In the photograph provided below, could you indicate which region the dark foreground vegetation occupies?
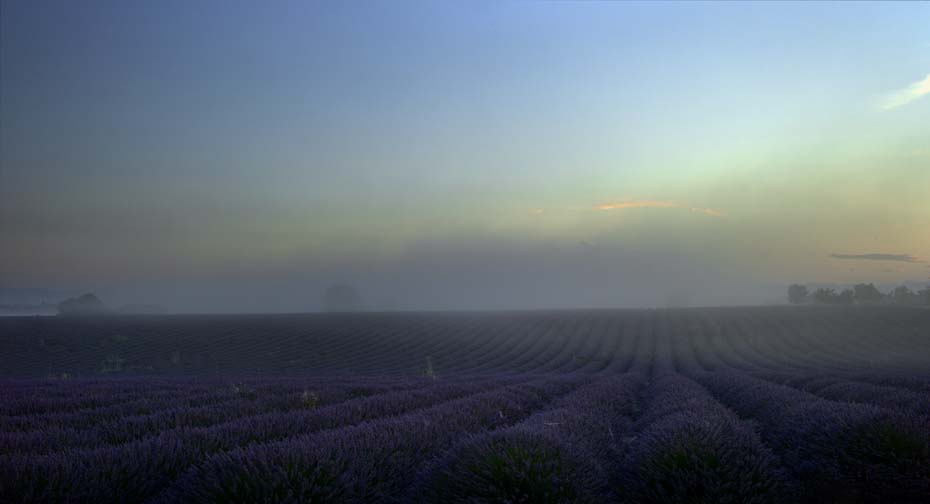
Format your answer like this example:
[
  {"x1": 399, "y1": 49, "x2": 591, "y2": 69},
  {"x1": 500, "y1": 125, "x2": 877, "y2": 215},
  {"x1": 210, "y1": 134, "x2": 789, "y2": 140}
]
[{"x1": 1, "y1": 307, "x2": 929, "y2": 503}]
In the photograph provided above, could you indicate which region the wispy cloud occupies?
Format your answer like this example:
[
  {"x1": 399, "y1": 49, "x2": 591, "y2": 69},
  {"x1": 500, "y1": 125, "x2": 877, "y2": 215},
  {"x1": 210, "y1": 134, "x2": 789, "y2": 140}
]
[
  {"x1": 689, "y1": 207, "x2": 726, "y2": 218},
  {"x1": 595, "y1": 200, "x2": 678, "y2": 211},
  {"x1": 595, "y1": 200, "x2": 726, "y2": 218},
  {"x1": 879, "y1": 72, "x2": 930, "y2": 110},
  {"x1": 829, "y1": 253, "x2": 923, "y2": 263}
]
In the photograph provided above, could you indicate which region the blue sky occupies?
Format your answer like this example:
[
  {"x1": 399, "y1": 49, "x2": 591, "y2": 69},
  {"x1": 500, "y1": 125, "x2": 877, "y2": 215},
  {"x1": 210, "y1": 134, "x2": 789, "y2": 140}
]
[{"x1": 2, "y1": 1, "x2": 928, "y2": 310}]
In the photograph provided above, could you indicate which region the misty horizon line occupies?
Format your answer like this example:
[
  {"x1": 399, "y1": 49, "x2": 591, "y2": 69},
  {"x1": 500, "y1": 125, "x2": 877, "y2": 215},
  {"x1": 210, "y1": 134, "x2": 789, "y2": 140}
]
[
  {"x1": 3, "y1": 277, "x2": 929, "y2": 316},
  {"x1": 8, "y1": 303, "x2": 929, "y2": 318}
]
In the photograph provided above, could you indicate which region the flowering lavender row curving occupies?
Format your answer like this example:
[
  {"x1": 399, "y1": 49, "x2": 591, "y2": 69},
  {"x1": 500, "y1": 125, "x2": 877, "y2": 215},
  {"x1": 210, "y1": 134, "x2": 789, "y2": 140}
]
[
  {"x1": 1, "y1": 376, "x2": 458, "y2": 454},
  {"x1": 755, "y1": 372, "x2": 930, "y2": 416},
  {"x1": 408, "y1": 373, "x2": 645, "y2": 503},
  {"x1": 0, "y1": 375, "x2": 535, "y2": 503},
  {"x1": 692, "y1": 371, "x2": 930, "y2": 503},
  {"x1": 621, "y1": 374, "x2": 790, "y2": 504},
  {"x1": 0, "y1": 375, "x2": 434, "y2": 418},
  {"x1": 156, "y1": 375, "x2": 587, "y2": 503}
]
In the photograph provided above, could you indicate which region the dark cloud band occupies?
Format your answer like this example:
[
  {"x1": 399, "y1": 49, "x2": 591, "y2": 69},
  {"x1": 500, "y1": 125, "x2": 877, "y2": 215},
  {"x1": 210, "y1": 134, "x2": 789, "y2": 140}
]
[{"x1": 829, "y1": 253, "x2": 922, "y2": 263}]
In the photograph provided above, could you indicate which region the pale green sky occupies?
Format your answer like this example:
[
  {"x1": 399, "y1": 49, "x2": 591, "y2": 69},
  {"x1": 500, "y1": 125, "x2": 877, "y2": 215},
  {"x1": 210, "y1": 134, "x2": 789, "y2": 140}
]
[{"x1": 1, "y1": 1, "x2": 928, "y2": 310}]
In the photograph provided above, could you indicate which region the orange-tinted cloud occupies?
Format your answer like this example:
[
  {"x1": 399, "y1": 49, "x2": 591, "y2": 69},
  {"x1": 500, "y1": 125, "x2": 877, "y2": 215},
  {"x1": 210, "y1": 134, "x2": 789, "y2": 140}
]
[
  {"x1": 595, "y1": 200, "x2": 725, "y2": 218},
  {"x1": 595, "y1": 200, "x2": 678, "y2": 211}
]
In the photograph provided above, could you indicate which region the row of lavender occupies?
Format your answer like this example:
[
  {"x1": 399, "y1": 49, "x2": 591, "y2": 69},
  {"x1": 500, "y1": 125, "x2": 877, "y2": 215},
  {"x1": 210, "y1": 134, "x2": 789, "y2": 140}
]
[
  {"x1": 158, "y1": 375, "x2": 588, "y2": 502},
  {"x1": 3, "y1": 308, "x2": 928, "y2": 377},
  {"x1": 0, "y1": 311, "x2": 641, "y2": 377},
  {"x1": 2, "y1": 375, "x2": 548, "y2": 501},
  {"x1": 406, "y1": 370, "x2": 928, "y2": 504},
  {"x1": 1, "y1": 376, "x2": 497, "y2": 454},
  {"x1": 663, "y1": 311, "x2": 930, "y2": 418},
  {"x1": 3, "y1": 370, "x2": 928, "y2": 502},
  {"x1": 658, "y1": 319, "x2": 930, "y2": 503},
  {"x1": 689, "y1": 372, "x2": 930, "y2": 503}
]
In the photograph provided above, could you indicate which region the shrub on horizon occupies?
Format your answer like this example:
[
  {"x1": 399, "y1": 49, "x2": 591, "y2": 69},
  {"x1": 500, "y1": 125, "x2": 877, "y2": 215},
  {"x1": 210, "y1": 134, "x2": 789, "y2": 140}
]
[
  {"x1": 812, "y1": 288, "x2": 854, "y2": 305},
  {"x1": 787, "y1": 284, "x2": 809, "y2": 304},
  {"x1": 852, "y1": 283, "x2": 885, "y2": 305},
  {"x1": 57, "y1": 293, "x2": 108, "y2": 316}
]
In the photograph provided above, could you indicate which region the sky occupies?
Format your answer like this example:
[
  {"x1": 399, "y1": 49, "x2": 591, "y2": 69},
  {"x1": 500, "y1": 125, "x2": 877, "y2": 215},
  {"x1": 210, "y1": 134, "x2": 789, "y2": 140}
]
[{"x1": 1, "y1": 1, "x2": 929, "y2": 312}]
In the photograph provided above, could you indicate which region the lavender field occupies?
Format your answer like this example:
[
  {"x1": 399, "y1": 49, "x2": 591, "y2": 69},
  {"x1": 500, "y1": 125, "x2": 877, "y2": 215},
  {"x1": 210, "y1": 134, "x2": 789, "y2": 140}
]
[{"x1": 1, "y1": 307, "x2": 929, "y2": 503}]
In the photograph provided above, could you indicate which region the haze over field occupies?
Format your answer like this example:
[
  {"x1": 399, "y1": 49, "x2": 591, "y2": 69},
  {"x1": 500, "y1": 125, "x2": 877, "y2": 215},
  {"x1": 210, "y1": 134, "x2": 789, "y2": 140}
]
[{"x1": 2, "y1": 1, "x2": 928, "y2": 312}]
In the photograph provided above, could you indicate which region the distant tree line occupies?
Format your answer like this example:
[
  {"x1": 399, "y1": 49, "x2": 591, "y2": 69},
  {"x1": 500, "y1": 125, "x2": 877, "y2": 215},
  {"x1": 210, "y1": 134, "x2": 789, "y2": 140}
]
[{"x1": 787, "y1": 283, "x2": 930, "y2": 306}]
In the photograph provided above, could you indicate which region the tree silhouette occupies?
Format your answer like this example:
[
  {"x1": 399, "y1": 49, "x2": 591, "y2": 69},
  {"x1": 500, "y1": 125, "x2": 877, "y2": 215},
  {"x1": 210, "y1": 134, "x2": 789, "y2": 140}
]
[
  {"x1": 852, "y1": 283, "x2": 884, "y2": 304},
  {"x1": 798, "y1": 282, "x2": 927, "y2": 307},
  {"x1": 811, "y1": 288, "x2": 853, "y2": 305},
  {"x1": 812, "y1": 288, "x2": 837, "y2": 304},
  {"x1": 787, "y1": 284, "x2": 809, "y2": 304},
  {"x1": 57, "y1": 293, "x2": 107, "y2": 316},
  {"x1": 892, "y1": 285, "x2": 915, "y2": 305}
]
